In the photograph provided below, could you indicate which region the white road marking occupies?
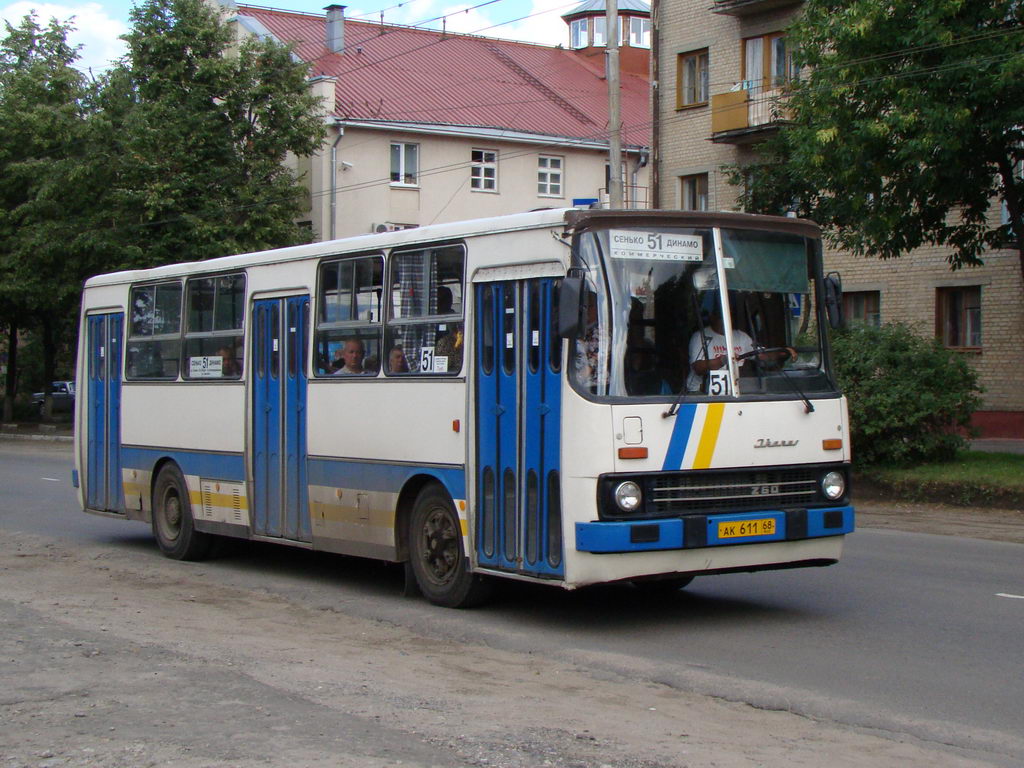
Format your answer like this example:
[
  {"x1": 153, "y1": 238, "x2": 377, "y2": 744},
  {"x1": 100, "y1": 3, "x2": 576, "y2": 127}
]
[
  {"x1": 996, "y1": 593, "x2": 1024, "y2": 600},
  {"x1": 41, "y1": 477, "x2": 61, "y2": 483}
]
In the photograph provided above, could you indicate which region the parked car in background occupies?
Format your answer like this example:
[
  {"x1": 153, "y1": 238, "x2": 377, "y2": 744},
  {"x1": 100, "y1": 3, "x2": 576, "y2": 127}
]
[{"x1": 33, "y1": 380, "x2": 75, "y2": 416}]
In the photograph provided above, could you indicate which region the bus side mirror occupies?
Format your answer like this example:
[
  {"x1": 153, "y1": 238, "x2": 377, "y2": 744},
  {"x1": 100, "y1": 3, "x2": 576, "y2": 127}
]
[
  {"x1": 558, "y1": 276, "x2": 585, "y2": 338},
  {"x1": 824, "y1": 272, "x2": 843, "y2": 329}
]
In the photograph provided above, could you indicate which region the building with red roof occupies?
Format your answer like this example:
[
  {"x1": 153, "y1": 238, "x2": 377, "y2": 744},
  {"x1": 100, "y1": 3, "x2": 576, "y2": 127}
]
[{"x1": 217, "y1": 0, "x2": 652, "y2": 239}]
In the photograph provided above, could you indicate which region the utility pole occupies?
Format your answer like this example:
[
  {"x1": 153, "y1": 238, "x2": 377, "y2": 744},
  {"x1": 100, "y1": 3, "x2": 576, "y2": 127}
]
[{"x1": 606, "y1": 0, "x2": 623, "y2": 209}]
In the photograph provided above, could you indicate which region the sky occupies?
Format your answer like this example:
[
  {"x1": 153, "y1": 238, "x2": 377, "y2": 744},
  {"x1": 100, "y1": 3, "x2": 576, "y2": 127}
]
[{"x1": 0, "y1": 0, "x2": 580, "y2": 75}]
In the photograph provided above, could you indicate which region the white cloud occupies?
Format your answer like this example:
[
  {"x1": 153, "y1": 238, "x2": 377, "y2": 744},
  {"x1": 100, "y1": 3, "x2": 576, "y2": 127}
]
[{"x1": 1, "y1": 1, "x2": 128, "y2": 74}]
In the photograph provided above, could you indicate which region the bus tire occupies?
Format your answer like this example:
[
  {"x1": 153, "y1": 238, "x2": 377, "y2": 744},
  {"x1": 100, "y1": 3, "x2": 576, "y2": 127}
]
[
  {"x1": 152, "y1": 464, "x2": 211, "y2": 561},
  {"x1": 409, "y1": 484, "x2": 490, "y2": 608}
]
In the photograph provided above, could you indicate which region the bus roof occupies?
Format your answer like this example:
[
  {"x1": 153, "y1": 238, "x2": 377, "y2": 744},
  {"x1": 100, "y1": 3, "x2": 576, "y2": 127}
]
[
  {"x1": 83, "y1": 208, "x2": 822, "y2": 289},
  {"x1": 83, "y1": 208, "x2": 574, "y2": 289}
]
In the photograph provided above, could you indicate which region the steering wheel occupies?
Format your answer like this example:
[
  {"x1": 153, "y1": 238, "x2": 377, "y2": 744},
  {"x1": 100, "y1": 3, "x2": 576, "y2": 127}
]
[{"x1": 736, "y1": 346, "x2": 791, "y2": 362}]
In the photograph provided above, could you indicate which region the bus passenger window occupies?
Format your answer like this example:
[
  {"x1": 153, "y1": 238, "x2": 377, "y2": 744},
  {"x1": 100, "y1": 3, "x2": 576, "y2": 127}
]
[
  {"x1": 315, "y1": 254, "x2": 384, "y2": 378},
  {"x1": 386, "y1": 244, "x2": 465, "y2": 375},
  {"x1": 183, "y1": 273, "x2": 246, "y2": 380},
  {"x1": 126, "y1": 281, "x2": 183, "y2": 380}
]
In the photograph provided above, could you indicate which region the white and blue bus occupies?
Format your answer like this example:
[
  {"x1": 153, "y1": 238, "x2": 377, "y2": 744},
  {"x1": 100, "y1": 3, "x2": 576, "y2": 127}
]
[{"x1": 75, "y1": 208, "x2": 853, "y2": 607}]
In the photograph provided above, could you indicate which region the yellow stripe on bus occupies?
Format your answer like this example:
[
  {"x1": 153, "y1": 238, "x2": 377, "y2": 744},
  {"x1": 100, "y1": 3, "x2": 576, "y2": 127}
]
[
  {"x1": 188, "y1": 490, "x2": 250, "y2": 511},
  {"x1": 692, "y1": 403, "x2": 725, "y2": 469}
]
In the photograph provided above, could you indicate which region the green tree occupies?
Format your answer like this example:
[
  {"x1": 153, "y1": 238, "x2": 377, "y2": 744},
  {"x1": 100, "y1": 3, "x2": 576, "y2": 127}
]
[
  {"x1": 98, "y1": 0, "x2": 326, "y2": 268},
  {"x1": 0, "y1": 14, "x2": 91, "y2": 420},
  {"x1": 728, "y1": 0, "x2": 1024, "y2": 278}
]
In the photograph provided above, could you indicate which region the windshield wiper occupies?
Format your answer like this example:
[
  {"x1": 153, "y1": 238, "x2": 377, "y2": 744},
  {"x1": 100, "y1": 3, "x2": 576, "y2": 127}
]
[{"x1": 775, "y1": 358, "x2": 815, "y2": 414}]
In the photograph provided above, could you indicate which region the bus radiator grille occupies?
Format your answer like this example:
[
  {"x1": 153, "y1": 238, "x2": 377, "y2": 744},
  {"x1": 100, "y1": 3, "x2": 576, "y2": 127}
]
[{"x1": 649, "y1": 469, "x2": 818, "y2": 515}]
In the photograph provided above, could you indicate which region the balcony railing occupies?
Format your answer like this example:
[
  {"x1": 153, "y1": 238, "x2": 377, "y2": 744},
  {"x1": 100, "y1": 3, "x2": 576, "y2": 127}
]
[
  {"x1": 710, "y1": 83, "x2": 786, "y2": 144},
  {"x1": 597, "y1": 185, "x2": 650, "y2": 210},
  {"x1": 712, "y1": 0, "x2": 802, "y2": 17}
]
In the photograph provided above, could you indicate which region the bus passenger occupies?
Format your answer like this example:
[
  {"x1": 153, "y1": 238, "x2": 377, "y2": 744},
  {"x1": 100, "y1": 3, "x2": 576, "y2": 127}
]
[
  {"x1": 217, "y1": 346, "x2": 241, "y2": 378},
  {"x1": 332, "y1": 338, "x2": 369, "y2": 375},
  {"x1": 388, "y1": 345, "x2": 409, "y2": 373}
]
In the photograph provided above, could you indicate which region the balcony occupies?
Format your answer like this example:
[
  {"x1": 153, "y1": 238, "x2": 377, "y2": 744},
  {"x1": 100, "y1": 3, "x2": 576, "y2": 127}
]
[
  {"x1": 711, "y1": 0, "x2": 802, "y2": 17},
  {"x1": 710, "y1": 84, "x2": 787, "y2": 144}
]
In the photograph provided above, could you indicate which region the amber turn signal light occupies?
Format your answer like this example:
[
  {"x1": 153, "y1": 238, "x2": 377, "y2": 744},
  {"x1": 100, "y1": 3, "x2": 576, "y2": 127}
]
[
  {"x1": 822, "y1": 439, "x2": 842, "y2": 451},
  {"x1": 618, "y1": 447, "x2": 648, "y2": 459}
]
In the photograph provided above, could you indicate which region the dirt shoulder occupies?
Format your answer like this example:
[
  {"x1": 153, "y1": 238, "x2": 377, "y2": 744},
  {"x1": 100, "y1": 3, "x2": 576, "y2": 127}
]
[
  {"x1": 0, "y1": 530, "x2": 1009, "y2": 768},
  {"x1": 855, "y1": 499, "x2": 1024, "y2": 544}
]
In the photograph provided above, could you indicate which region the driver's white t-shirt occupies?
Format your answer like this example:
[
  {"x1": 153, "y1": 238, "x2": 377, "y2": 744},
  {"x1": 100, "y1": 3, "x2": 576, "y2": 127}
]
[{"x1": 687, "y1": 328, "x2": 754, "y2": 392}]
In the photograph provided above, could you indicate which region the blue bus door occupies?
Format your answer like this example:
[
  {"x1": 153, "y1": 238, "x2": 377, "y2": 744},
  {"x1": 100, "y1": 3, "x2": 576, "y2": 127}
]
[
  {"x1": 475, "y1": 279, "x2": 563, "y2": 578},
  {"x1": 251, "y1": 296, "x2": 311, "y2": 541},
  {"x1": 85, "y1": 312, "x2": 124, "y2": 513}
]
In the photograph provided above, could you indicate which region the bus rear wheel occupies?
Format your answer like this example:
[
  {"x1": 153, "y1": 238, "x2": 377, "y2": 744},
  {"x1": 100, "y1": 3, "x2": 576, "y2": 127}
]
[
  {"x1": 152, "y1": 464, "x2": 211, "y2": 561},
  {"x1": 409, "y1": 484, "x2": 490, "y2": 608}
]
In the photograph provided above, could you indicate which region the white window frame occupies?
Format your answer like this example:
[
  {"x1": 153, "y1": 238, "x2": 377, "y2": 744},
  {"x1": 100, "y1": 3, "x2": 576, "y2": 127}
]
[
  {"x1": 538, "y1": 155, "x2": 564, "y2": 198},
  {"x1": 471, "y1": 149, "x2": 498, "y2": 192},
  {"x1": 592, "y1": 17, "x2": 606, "y2": 47},
  {"x1": 390, "y1": 142, "x2": 419, "y2": 187},
  {"x1": 570, "y1": 18, "x2": 588, "y2": 49},
  {"x1": 628, "y1": 17, "x2": 650, "y2": 49}
]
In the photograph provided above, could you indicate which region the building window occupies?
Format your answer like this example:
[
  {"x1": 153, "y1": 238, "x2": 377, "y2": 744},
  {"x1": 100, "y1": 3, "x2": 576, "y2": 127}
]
[
  {"x1": 570, "y1": 18, "x2": 587, "y2": 49},
  {"x1": 680, "y1": 174, "x2": 708, "y2": 211},
  {"x1": 842, "y1": 291, "x2": 880, "y2": 327},
  {"x1": 937, "y1": 286, "x2": 982, "y2": 348},
  {"x1": 390, "y1": 142, "x2": 418, "y2": 186},
  {"x1": 538, "y1": 155, "x2": 563, "y2": 197},
  {"x1": 471, "y1": 149, "x2": 498, "y2": 192},
  {"x1": 743, "y1": 33, "x2": 799, "y2": 90},
  {"x1": 628, "y1": 17, "x2": 650, "y2": 48},
  {"x1": 592, "y1": 17, "x2": 606, "y2": 46},
  {"x1": 677, "y1": 49, "x2": 709, "y2": 108}
]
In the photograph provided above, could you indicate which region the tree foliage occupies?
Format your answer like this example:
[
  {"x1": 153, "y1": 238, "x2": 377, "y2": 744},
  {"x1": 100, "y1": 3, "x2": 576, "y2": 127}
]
[
  {"x1": 728, "y1": 0, "x2": 1024, "y2": 276},
  {"x1": 97, "y1": 0, "x2": 326, "y2": 267},
  {"x1": 0, "y1": 14, "x2": 93, "y2": 413},
  {"x1": 830, "y1": 323, "x2": 981, "y2": 466},
  {"x1": 0, "y1": 0, "x2": 326, "y2": 411}
]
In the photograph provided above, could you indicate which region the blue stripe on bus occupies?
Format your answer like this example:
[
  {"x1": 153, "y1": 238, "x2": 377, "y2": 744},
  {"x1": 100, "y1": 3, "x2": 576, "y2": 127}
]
[
  {"x1": 119, "y1": 446, "x2": 246, "y2": 482},
  {"x1": 575, "y1": 519, "x2": 684, "y2": 553},
  {"x1": 307, "y1": 458, "x2": 466, "y2": 501},
  {"x1": 661, "y1": 403, "x2": 698, "y2": 471},
  {"x1": 575, "y1": 505, "x2": 854, "y2": 554}
]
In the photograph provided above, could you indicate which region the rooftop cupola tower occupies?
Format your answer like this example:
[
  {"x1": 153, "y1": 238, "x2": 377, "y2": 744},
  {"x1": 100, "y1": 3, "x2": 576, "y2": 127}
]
[{"x1": 561, "y1": 0, "x2": 651, "y2": 76}]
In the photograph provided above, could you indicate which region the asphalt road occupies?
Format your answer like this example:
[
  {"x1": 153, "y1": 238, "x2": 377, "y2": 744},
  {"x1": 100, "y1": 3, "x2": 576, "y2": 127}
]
[{"x1": 2, "y1": 442, "x2": 1022, "y2": 765}]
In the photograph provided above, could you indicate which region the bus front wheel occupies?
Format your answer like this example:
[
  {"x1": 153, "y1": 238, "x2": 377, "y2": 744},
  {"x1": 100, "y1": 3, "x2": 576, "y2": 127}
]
[
  {"x1": 152, "y1": 464, "x2": 211, "y2": 561},
  {"x1": 409, "y1": 484, "x2": 490, "y2": 608}
]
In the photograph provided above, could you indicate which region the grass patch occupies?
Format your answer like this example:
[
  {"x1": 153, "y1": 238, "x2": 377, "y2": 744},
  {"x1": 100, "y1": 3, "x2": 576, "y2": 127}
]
[{"x1": 856, "y1": 451, "x2": 1024, "y2": 507}]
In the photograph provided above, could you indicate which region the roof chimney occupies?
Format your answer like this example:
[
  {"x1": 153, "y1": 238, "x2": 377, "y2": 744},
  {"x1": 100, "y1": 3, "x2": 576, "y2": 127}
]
[{"x1": 325, "y1": 5, "x2": 346, "y2": 54}]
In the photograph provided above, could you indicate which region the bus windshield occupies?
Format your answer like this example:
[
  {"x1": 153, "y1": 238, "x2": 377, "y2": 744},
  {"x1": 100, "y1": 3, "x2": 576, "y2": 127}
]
[{"x1": 571, "y1": 225, "x2": 836, "y2": 399}]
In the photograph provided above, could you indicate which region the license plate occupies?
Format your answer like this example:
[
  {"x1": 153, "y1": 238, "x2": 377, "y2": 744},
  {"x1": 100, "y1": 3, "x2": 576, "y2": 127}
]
[{"x1": 717, "y1": 518, "x2": 776, "y2": 539}]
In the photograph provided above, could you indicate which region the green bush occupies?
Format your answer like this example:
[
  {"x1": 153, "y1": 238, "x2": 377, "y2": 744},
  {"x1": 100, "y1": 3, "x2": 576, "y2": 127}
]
[{"x1": 831, "y1": 322, "x2": 982, "y2": 466}]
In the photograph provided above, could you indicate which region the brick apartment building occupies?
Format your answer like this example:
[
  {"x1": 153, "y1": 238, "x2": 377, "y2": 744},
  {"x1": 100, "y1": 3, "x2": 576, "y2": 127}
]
[{"x1": 651, "y1": 0, "x2": 1024, "y2": 438}]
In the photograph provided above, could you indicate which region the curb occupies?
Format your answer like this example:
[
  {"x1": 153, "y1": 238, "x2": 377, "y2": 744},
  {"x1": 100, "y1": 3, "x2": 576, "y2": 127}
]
[{"x1": 0, "y1": 432, "x2": 74, "y2": 444}]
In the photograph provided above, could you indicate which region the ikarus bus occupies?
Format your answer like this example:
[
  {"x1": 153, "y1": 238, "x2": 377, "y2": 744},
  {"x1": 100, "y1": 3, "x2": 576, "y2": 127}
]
[{"x1": 74, "y1": 207, "x2": 853, "y2": 607}]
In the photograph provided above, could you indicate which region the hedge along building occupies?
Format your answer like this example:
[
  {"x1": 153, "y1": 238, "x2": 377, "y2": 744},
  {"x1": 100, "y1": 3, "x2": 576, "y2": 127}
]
[
  {"x1": 215, "y1": 0, "x2": 653, "y2": 239},
  {"x1": 650, "y1": 0, "x2": 1024, "y2": 438}
]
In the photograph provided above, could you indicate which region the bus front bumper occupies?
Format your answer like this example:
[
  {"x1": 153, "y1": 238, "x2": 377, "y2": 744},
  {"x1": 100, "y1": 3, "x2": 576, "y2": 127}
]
[{"x1": 574, "y1": 506, "x2": 854, "y2": 554}]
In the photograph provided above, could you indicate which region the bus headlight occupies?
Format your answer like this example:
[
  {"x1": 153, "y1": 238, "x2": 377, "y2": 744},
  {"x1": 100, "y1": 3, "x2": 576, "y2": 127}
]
[
  {"x1": 821, "y1": 471, "x2": 845, "y2": 501},
  {"x1": 614, "y1": 481, "x2": 643, "y2": 513}
]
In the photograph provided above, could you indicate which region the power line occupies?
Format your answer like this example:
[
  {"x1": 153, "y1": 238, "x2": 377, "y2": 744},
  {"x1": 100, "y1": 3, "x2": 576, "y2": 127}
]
[{"x1": 51, "y1": 23, "x2": 1024, "y2": 242}]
